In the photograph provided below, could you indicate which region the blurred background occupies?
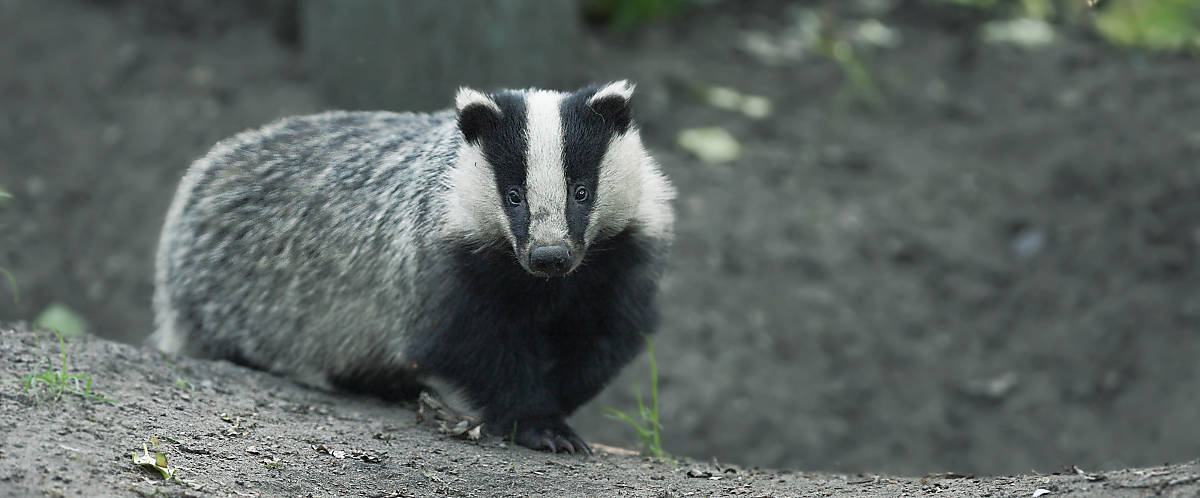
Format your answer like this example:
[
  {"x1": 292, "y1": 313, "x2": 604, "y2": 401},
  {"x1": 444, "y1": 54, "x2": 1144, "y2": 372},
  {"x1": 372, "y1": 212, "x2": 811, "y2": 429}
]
[{"x1": 2, "y1": 0, "x2": 1198, "y2": 476}]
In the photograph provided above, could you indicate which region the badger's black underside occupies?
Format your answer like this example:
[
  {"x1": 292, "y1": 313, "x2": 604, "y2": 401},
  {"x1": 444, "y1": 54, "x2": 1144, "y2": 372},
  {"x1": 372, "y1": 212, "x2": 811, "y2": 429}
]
[{"x1": 395, "y1": 227, "x2": 663, "y2": 451}]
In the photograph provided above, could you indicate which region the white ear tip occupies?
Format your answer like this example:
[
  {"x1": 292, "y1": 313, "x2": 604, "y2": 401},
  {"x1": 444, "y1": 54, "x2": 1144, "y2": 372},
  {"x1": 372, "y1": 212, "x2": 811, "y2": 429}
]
[
  {"x1": 588, "y1": 80, "x2": 636, "y2": 106},
  {"x1": 455, "y1": 87, "x2": 501, "y2": 115}
]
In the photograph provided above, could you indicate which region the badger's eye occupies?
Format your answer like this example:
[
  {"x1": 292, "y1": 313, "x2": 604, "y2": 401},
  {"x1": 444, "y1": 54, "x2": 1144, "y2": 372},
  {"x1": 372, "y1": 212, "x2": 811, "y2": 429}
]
[
  {"x1": 574, "y1": 185, "x2": 589, "y2": 203},
  {"x1": 506, "y1": 188, "x2": 523, "y2": 206}
]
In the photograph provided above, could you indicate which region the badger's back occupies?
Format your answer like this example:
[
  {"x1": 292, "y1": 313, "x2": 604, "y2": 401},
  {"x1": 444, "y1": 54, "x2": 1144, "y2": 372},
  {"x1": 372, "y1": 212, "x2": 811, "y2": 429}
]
[{"x1": 151, "y1": 110, "x2": 460, "y2": 385}]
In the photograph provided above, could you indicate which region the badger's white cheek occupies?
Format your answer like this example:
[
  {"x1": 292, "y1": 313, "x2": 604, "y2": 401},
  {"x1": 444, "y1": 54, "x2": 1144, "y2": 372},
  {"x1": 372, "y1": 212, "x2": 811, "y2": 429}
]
[
  {"x1": 586, "y1": 134, "x2": 644, "y2": 243},
  {"x1": 634, "y1": 156, "x2": 677, "y2": 241},
  {"x1": 445, "y1": 146, "x2": 511, "y2": 244}
]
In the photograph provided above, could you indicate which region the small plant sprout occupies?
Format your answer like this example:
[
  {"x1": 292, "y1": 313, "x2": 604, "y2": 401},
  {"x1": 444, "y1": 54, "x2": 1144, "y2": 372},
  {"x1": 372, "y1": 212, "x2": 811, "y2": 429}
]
[
  {"x1": 16, "y1": 328, "x2": 114, "y2": 403},
  {"x1": 816, "y1": 37, "x2": 885, "y2": 110},
  {"x1": 605, "y1": 336, "x2": 673, "y2": 463},
  {"x1": 164, "y1": 360, "x2": 195, "y2": 392}
]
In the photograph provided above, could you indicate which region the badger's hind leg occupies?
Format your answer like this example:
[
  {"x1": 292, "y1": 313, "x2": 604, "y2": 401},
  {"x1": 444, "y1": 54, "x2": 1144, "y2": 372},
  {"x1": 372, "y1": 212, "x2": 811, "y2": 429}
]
[{"x1": 327, "y1": 363, "x2": 425, "y2": 402}]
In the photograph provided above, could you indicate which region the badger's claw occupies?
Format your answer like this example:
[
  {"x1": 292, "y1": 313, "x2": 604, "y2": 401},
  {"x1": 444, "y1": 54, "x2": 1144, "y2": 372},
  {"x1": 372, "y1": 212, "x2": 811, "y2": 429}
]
[
  {"x1": 553, "y1": 434, "x2": 574, "y2": 455},
  {"x1": 511, "y1": 420, "x2": 591, "y2": 456}
]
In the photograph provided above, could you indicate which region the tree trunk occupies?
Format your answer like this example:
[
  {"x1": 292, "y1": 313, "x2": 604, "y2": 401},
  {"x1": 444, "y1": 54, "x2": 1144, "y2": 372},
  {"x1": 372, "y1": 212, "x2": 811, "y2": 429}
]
[{"x1": 301, "y1": 0, "x2": 583, "y2": 112}]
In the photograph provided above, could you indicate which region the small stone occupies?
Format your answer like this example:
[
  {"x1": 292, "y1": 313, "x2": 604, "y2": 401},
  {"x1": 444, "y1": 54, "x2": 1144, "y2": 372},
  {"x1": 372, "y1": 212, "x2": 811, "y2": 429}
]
[
  {"x1": 677, "y1": 127, "x2": 741, "y2": 164},
  {"x1": 982, "y1": 19, "x2": 1056, "y2": 48}
]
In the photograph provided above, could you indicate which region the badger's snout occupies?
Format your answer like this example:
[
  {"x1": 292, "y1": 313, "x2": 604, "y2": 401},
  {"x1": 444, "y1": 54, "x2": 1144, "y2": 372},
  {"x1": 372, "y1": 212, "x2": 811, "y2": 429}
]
[{"x1": 528, "y1": 244, "x2": 572, "y2": 276}]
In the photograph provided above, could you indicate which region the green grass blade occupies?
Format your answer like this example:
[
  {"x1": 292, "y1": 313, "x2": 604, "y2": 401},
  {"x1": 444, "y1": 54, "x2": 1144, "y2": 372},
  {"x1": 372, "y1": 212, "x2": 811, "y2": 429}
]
[{"x1": 0, "y1": 268, "x2": 17, "y2": 304}]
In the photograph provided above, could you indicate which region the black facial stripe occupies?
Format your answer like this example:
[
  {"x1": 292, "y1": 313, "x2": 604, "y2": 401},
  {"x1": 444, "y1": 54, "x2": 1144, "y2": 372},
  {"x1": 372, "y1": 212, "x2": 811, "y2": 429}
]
[
  {"x1": 560, "y1": 87, "x2": 619, "y2": 248},
  {"x1": 475, "y1": 92, "x2": 530, "y2": 247}
]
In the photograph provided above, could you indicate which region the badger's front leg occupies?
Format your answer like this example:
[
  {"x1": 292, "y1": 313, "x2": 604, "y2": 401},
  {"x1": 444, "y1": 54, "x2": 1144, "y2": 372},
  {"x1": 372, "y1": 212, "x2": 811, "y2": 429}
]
[
  {"x1": 415, "y1": 323, "x2": 589, "y2": 454},
  {"x1": 500, "y1": 413, "x2": 590, "y2": 455},
  {"x1": 476, "y1": 363, "x2": 591, "y2": 455},
  {"x1": 532, "y1": 310, "x2": 656, "y2": 455},
  {"x1": 547, "y1": 281, "x2": 660, "y2": 417}
]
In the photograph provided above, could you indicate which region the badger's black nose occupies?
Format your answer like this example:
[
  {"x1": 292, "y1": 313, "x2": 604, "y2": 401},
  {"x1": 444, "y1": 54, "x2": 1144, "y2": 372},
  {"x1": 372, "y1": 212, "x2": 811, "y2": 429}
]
[{"x1": 529, "y1": 245, "x2": 571, "y2": 275}]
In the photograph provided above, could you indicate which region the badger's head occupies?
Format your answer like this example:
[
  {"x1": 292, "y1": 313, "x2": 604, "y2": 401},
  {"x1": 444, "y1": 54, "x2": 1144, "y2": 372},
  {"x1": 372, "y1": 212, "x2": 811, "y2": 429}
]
[{"x1": 444, "y1": 81, "x2": 674, "y2": 278}]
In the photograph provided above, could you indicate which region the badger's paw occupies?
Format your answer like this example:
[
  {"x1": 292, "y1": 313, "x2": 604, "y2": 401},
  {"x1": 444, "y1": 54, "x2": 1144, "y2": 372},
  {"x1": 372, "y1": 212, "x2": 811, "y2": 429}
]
[{"x1": 509, "y1": 418, "x2": 591, "y2": 456}]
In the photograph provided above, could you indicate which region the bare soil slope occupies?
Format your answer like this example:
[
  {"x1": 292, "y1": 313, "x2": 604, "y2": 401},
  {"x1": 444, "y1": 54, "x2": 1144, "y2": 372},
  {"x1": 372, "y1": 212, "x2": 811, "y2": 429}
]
[{"x1": 3, "y1": 325, "x2": 1198, "y2": 497}]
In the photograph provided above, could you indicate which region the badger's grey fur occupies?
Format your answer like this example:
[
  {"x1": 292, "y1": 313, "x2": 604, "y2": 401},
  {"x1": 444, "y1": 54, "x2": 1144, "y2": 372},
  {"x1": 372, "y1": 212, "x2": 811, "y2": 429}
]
[{"x1": 150, "y1": 81, "x2": 674, "y2": 454}]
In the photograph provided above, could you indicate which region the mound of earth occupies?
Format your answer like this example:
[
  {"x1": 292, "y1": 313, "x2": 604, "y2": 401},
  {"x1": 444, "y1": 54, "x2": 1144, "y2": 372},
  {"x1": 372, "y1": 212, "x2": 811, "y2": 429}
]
[{"x1": 2, "y1": 324, "x2": 1197, "y2": 497}]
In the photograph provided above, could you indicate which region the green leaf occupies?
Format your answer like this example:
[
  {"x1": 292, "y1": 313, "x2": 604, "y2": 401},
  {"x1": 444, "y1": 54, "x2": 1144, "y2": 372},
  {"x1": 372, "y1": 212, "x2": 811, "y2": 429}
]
[
  {"x1": 1095, "y1": 0, "x2": 1200, "y2": 51},
  {"x1": 34, "y1": 303, "x2": 87, "y2": 338}
]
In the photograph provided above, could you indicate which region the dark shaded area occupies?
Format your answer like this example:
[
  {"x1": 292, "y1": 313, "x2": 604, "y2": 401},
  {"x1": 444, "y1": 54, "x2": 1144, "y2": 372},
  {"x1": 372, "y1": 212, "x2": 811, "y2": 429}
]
[{"x1": 1, "y1": 0, "x2": 1198, "y2": 477}]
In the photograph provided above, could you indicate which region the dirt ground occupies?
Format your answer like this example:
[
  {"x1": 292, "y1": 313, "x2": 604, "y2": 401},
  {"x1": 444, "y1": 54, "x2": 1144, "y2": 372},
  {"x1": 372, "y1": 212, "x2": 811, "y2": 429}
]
[
  {"x1": 3, "y1": 324, "x2": 1199, "y2": 497},
  {"x1": 2, "y1": 0, "x2": 1200, "y2": 481}
]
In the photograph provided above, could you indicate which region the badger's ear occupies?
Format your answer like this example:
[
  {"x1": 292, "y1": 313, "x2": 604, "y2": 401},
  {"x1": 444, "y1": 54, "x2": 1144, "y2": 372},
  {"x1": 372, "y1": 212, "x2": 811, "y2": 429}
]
[
  {"x1": 455, "y1": 87, "x2": 502, "y2": 145},
  {"x1": 587, "y1": 80, "x2": 635, "y2": 133}
]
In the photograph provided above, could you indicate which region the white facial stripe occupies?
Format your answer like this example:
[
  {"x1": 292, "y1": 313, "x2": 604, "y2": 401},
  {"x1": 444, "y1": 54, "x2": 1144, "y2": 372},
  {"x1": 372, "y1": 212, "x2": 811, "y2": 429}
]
[{"x1": 523, "y1": 90, "x2": 569, "y2": 246}]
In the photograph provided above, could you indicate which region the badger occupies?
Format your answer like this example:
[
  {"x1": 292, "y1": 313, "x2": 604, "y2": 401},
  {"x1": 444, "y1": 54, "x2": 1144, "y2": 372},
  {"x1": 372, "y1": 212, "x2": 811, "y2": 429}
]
[{"x1": 150, "y1": 81, "x2": 675, "y2": 454}]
